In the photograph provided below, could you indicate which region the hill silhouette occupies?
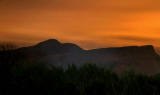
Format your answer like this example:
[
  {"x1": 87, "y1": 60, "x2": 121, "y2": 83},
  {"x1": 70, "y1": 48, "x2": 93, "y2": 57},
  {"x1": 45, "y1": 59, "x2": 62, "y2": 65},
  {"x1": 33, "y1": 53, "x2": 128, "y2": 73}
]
[
  {"x1": 1, "y1": 41, "x2": 160, "y2": 95},
  {"x1": 16, "y1": 39, "x2": 160, "y2": 74}
]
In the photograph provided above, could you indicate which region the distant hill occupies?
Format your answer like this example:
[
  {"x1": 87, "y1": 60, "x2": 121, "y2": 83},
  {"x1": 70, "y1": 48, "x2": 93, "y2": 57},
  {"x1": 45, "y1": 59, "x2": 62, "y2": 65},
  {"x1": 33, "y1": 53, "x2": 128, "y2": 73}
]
[{"x1": 16, "y1": 39, "x2": 160, "y2": 75}]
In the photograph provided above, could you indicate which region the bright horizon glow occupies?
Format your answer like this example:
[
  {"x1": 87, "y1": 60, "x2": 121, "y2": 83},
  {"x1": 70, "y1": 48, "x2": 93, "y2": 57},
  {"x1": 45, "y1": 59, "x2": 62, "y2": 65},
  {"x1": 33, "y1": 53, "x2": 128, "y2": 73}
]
[{"x1": 1, "y1": 0, "x2": 160, "y2": 49}]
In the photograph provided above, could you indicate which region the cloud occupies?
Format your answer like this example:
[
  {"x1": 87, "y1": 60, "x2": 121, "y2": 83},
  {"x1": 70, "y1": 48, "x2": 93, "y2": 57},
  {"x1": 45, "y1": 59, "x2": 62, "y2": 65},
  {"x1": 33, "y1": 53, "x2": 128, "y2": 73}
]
[
  {"x1": 1, "y1": 0, "x2": 160, "y2": 12},
  {"x1": 1, "y1": 0, "x2": 160, "y2": 49},
  {"x1": 111, "y1": 35, "x2": 160, "y2": 44}
]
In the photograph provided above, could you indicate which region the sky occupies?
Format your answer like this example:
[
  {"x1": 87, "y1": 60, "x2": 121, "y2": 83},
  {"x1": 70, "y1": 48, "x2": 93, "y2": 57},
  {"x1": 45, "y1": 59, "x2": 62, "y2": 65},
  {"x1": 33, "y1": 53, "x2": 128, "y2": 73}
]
[{"x1": 0, "y1": 0, "x2": 160, "y2": 49}]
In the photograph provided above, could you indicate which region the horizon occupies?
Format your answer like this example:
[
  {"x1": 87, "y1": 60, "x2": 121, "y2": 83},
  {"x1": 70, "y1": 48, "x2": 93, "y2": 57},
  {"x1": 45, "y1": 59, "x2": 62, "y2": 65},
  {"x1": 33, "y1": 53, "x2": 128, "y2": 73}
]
[
  {"x1": 2, "y1": 39, "x2": 158, "y2": 51},
  {"x1": 1, "y1": 1, "x2": 160, "y2": 94},
  {"x1": 1, "y1": 0, "x2": 160, "y2": 49}
]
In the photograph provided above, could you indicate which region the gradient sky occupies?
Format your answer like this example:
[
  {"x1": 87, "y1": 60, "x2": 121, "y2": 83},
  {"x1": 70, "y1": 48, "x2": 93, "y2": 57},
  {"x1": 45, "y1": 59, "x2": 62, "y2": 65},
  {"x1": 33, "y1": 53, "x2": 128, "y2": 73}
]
[{"x1": 1, "y1": 0, "x2": 160, "y2": 49}]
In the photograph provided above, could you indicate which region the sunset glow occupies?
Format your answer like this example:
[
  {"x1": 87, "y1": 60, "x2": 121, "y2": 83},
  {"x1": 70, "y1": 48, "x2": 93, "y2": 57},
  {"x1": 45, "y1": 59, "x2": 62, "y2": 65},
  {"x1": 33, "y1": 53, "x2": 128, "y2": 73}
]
[{"x1": 1, "y1": 0, "x2": 160, "y2": 49}]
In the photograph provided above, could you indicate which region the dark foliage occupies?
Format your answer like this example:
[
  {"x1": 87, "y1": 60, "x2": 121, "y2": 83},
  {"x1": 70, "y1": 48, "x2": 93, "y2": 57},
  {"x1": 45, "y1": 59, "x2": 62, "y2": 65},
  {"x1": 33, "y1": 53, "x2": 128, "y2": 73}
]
[{"x1": 0, "y1": 44, "x2": 160, "y2": 95}]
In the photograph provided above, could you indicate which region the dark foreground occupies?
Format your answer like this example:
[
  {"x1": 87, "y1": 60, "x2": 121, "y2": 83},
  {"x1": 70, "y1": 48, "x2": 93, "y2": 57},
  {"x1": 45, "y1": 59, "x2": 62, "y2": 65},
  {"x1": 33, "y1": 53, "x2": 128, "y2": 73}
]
[{"x1": 0, "y1": 44, "x2": 160, "y2": 95}]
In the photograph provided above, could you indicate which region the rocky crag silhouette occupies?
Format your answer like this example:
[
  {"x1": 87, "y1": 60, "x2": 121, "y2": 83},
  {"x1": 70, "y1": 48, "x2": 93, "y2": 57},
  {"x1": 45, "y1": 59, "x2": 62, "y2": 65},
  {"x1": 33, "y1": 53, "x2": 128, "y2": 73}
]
[{"x1": 17, "y1": 39, "x2": 160, "y2": 74}]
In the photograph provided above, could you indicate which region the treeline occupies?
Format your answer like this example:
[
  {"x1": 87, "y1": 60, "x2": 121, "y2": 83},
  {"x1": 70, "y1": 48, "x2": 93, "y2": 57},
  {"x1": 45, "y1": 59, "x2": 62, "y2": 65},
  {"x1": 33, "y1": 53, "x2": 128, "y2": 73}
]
[{"x1": 0, "y1": 44, "x2": 160, "y2": 95}]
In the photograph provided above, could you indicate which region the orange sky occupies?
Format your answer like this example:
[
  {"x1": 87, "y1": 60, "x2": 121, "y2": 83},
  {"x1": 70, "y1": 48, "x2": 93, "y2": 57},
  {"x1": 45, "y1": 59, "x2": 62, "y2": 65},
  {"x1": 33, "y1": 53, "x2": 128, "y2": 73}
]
[{"x1": 0, "y1": 0, "x2": 160, "y2": 49}]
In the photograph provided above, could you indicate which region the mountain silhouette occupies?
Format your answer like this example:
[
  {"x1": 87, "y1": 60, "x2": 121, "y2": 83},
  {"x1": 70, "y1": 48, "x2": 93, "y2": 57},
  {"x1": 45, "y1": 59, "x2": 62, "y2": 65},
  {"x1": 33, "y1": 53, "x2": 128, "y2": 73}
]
[
  {"x1": 18, "y1": 39, "x2": 83, "y2": 57},
  {"x1": 17, "y1": 39, "x2": 160, "y2": 74}
]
